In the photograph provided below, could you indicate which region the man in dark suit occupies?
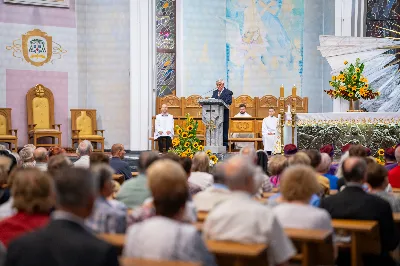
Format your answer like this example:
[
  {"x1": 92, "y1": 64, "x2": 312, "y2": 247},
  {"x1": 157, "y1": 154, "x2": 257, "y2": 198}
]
[
  {"x1": 211, "y1": 79, "x2": 233, "y2": 148},
  {"x1": 5, "y1": 168, "x2": 119, "y2": 266},
  {"x1": 110, "y1": 143, "x2": 132, "y2": 180},
  {"x1": 320, "y1": 157, "x2": 399, "y2": 266}
]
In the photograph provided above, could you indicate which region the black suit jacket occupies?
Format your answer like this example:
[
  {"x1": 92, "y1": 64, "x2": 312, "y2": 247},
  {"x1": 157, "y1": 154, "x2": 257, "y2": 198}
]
[
  {"x1": 211, "y1": 88, "x2": 233, "y2": 121},
  {"x1": 320, "y1": 186, "x2": 399, "y2": 254},
  {"x1": 5, "y1": 219, "x2": 119, "y2": 266},
  {"x1": 110, "y1": 157, "x2": 132, "y2": 180}
]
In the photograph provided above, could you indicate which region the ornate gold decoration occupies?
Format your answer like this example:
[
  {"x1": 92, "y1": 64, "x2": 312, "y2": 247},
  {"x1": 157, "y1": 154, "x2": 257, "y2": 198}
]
[
  {"x1": 34, "y1": 84, "x2": 45, "y2": 97},
  {"x1": 186, "y1": 95, "x2": 202, "y2": 107},
  {"x1": 22, "y1": 29, "x2": 52, "y2": 67},
  {"x1": 235, "y1": 95, "x2": 254, "y2": 107},
  {"x1": 205, "y1": 120, "x2": 216, "y2": 132},
  {"x1": 5, "y1": 29, "x2": 67, "y2": 67}
]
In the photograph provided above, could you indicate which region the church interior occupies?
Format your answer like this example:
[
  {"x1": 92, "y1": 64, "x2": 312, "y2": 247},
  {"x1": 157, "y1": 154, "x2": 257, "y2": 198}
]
[{"x1": 2, "y1": 0, "x2": 400, "y2": 266}]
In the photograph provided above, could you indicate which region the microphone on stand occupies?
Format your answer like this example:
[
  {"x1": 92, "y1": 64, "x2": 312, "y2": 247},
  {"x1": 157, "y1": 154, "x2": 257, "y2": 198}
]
[{"x1": 201, "y1": 88, "x2": 216, "y2": 97}]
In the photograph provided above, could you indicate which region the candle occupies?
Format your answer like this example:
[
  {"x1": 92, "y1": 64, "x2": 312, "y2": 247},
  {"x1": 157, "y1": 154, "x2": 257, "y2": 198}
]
[
  {"x1": 287, "y1": 105, "x2": 291, "y2": 113},
  {"x1": 292, "y1": 85, "x2": 296, "y2": 97},
  {"x1": 280, "y1": 85, "x2": 284, "y2": 97}
]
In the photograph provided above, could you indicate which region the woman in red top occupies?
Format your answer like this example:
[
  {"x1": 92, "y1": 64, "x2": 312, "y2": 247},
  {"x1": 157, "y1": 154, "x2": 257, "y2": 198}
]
[{"x1": 0, "y1": 168, "x2": 54, "y2": 247}]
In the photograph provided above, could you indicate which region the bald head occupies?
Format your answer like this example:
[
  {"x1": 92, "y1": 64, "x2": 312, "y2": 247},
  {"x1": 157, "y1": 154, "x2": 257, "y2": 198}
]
[
  {"x1": 111, "y1": 143, "x2": 125, "y2": 159},
  {"x1": 223, "y1": 155, "x2": 256, "y2": 193},
  {"x1": 239, "y1": 146, "x2": 257, "y2": 163},
  {"x1": 342, "y1": 157, "x2": 367, "y2": 183},
  {"x1": 34, "y1": 147, "x2": 48, "y2": 163}
]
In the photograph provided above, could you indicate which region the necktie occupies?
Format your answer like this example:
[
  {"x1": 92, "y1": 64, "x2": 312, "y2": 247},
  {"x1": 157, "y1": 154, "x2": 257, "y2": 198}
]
[{"x1": 218, "y1": 91, "x2": 221, "y2": 97}]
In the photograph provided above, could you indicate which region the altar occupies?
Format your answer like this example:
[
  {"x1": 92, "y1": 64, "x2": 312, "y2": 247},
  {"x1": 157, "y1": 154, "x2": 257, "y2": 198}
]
[{"x1": 294, "y1": 112, "x2": 400, "y2": 157}]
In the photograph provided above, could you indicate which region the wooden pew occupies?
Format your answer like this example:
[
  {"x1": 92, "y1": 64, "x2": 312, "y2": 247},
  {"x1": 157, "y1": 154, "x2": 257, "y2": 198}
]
[
  {"x1": 120, "y1": 258, "x2": 200, "y2": 266},
  {"x1": 195, "y1": 223, "x2": 333, "y2": 266},
  {"x1": 206, "y1": 240, "x2": 268, "y2": 266},
  {"x1": 99, "y1": 233, "x2": 268, "y2": 266},
  {"x1": 131, "y1": 172, "x2": 138, "y2": 177},
  {"x1": 285, "y1": 228, "x2": 334, "y2": 266},
  {"x1": 332, "y1": 219, "x2": 379, "y2": 266}
]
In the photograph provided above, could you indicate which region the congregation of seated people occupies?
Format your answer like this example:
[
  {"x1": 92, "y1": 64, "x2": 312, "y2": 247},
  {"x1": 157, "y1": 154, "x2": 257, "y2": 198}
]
[{"x1": 1, "y1": 141, "x2": 400, "y2": 265}]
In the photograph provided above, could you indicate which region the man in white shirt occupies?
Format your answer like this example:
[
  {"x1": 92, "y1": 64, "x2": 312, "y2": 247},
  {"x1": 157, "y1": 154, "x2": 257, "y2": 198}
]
[
  {"x1": 231, "y1": 104, "x2": 254, "y2": 150},
  {"x1": 203, "y1": 155, "x2": 296, "y2": 266},
  {"x1": 154, "y1": 104, "x2": 174, "y2": 153},
  {"x1": 74, "y1": 140, "x2": 92, "y2": 168},
  {"x1": 262, "y1": 108, "x2": 278, "y2": 155}
]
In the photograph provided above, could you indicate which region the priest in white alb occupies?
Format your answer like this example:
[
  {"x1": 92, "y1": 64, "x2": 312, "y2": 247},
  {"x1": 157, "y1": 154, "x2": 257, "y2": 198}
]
[
  {"x1": 231, "y1": 104, "x2": 253, "y2": 149},
  {"x1": 154, "y1": 104, "x2": 174, "y2": 153},
  {"x1": 262, "y1": 108, "x2": 278, "y2": 155}
]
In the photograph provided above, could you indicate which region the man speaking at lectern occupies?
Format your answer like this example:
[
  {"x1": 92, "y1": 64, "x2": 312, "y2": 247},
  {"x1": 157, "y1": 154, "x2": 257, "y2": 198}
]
[{"x1": 211, "y1": 79, "x2": 233, "y2": 148}]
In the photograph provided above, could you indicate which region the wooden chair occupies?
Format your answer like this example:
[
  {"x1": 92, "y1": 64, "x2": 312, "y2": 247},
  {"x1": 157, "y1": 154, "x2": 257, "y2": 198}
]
[
  {"x1": 26, "y1": 84, "x2": 61, "y2": 147},
  {"x1": 157, "y1": 95, "x2": 183, "y2": 117},
  {"x1": 70, "y1": 109, "x2": 105, "y2": 152},
  {"x1": 0, "y1": 108, "x2": 18, "y2": 152},
  {"x1": 284, "y1": 96, "x2": 309, "y2": 113},
  {"x1": 183, "y1": 95, "x2": 203, "y2": 117},
  {"x1": 230, "y1": 95, "x2": 256, "y2": 116},
  {"x1": 256, "y1": 95, "x2": 279, "y2": 118}
]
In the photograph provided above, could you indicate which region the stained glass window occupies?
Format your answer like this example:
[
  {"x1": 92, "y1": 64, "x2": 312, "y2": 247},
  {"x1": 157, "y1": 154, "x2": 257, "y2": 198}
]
[
  {"x1": 156, "y1": 0, "x2": 176, "y2": 97},
  {"x1": 366, "y1": 0, "x2": 400, "y2": 64}
]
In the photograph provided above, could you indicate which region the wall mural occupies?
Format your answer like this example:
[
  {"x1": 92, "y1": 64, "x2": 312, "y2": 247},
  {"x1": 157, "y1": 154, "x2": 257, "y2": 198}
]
[
  {"x1": 225, "y1": 0, "x2": 304, "y2": 96},
  {"x1": 5, "y1": 29, "x2": 67, "y2": 67},
  {"x1": 3, "y1": 0, "x2": 69, "y2": 8}
]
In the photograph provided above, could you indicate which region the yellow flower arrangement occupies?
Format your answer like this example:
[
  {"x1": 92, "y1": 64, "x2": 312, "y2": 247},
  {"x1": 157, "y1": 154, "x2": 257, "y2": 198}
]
[
  {"x1": 325, "y1": 58, "x2": 379, "y2": 101},
  {"x1": 378, "y1": 149, "x2": 385, "y2": 156},
  {"x1": 206, "y1": 150, "x2": 212, "y2": 155},
  {"x1": 169, "y1": 114, "x2": 218, "y2": 165}
]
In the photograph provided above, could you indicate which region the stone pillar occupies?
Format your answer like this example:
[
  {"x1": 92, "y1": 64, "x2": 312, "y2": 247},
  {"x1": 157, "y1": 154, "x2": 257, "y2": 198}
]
[{"x1": 130, "y1": 0, "x2": 155, "y2": 151}]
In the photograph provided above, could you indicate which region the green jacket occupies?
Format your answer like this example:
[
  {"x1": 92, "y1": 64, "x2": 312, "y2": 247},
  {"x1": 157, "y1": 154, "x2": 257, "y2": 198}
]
[{"x1": 116, "y1": 174, "x2": 151, "y2": 209}]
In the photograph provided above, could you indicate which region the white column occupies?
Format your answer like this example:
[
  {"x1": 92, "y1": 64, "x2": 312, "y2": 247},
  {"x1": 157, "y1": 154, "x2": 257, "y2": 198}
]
[
  {"x1": 130, "y1": 0, "x2": 155, "y2": 151},
  {"x1": 333, "y1": 0, "x2": 356, "y2": 112},
  {"x1": 176, "y1": 0, "x2": 184, "y2": 97}
]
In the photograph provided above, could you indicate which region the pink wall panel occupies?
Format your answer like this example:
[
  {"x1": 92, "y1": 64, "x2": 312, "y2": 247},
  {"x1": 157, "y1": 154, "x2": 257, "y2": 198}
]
[
  {"x1": 6, "y1": 69, "x2": 68, "y2": 147},
  {"x1": 0, "y1": 0, "x2": 75, "y2": 28}
]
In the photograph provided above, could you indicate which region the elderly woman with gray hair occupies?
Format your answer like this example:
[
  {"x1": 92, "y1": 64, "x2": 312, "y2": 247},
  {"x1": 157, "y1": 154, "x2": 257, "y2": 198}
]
[{"x1": 19, "y1": 147, "x2": 36, "y2": 168}]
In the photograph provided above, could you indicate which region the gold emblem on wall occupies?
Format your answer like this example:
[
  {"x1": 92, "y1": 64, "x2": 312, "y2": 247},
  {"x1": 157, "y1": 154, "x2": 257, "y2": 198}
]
[{"x1": 6, "y1": 29, "x2": 67, "y2": 67}]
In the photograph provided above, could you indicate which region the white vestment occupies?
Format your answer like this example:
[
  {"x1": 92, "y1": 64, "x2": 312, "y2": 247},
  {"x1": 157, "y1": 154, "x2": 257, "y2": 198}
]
[
  {"x1": 231, "y1": 112, "x2": 254, "y2": 149},
  {"x1": 262, "y1": 116, "x2": 278, "y2": 152},
  {"x1": 154, "y1": 114, "x2": 174, "y2": 139}
]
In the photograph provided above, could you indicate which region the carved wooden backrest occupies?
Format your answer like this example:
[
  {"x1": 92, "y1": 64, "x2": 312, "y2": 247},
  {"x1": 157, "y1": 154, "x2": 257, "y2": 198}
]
[
  {"x1": 183, "y1": 95, "x2": 203, "y2": 117},
  {"x1": 157, "y1": 95, "x2": 183, "y2": 117},
  {"x1": 257, "y1": 95, "x2": 279, "y2": 118},
  {"x1": 26, "y1": 84, "x2": 55, "y2": 130},
  {"x1": 0, "y1": 108, "x2": 12, "y2": 136},
  {"x1": 231, "y1": 95, "x2": 256, "y2": 117},
  {"x1": 71, "y1": 109, "x2": 98, "y2": 137},
  {"x1": 229, "y1": 119, "x2": 255, "y2": 134},
  {"x1": 284, "y1": 96, "x2": 309, "y2": 113}
]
